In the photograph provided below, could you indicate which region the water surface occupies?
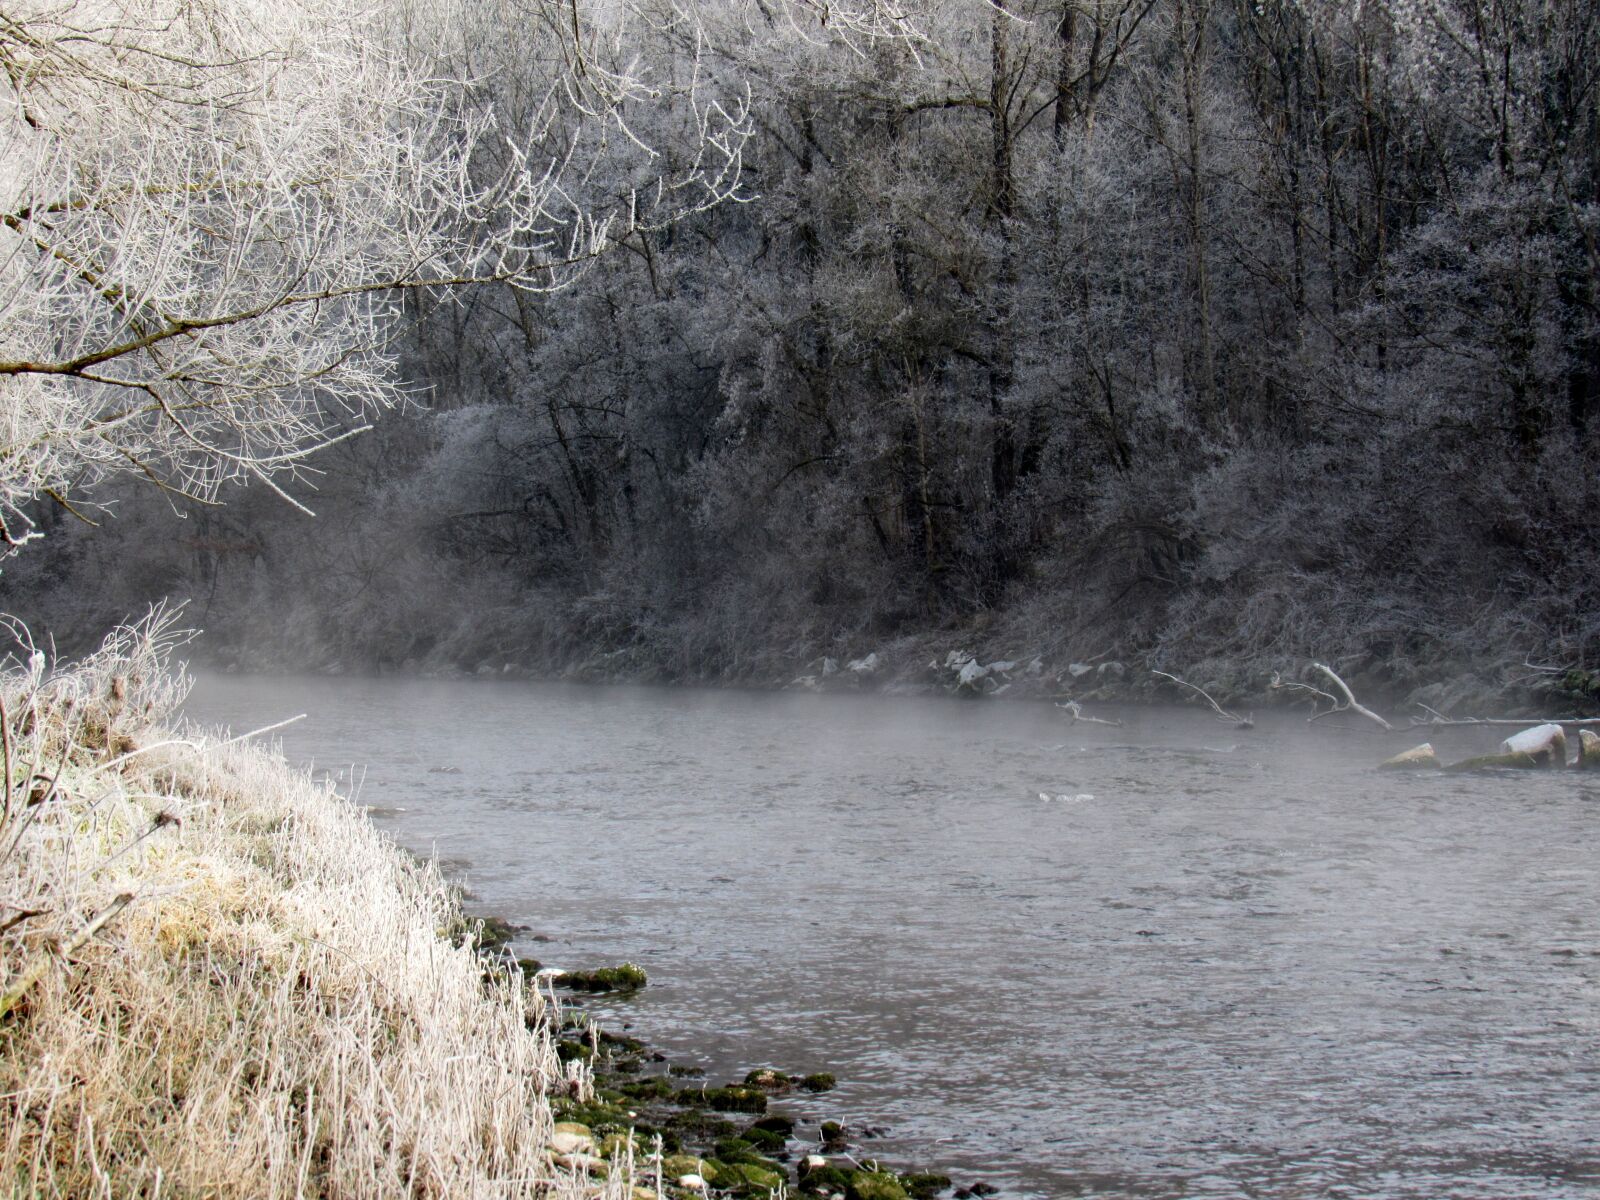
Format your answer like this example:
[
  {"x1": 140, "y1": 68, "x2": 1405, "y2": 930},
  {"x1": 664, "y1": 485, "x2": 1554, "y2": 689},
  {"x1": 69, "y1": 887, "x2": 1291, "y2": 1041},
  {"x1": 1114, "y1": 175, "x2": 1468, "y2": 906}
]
[{"x1": 183, "y1": 675, "x2": 1600, "y2": 1198}]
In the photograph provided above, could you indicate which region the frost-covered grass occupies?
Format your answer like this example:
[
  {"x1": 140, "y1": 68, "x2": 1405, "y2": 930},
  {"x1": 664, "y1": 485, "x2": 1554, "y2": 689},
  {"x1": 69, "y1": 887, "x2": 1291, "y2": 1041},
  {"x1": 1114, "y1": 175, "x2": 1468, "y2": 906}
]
[{"x1": 0, "y1": 612, "x2": 623, "y2": 1199}]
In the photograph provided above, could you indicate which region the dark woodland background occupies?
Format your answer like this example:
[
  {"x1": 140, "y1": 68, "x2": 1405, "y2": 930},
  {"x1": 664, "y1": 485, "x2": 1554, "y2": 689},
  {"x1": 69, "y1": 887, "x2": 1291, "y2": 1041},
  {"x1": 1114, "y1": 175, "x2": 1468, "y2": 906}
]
[{"x1": 8, "y1": 0, "x2": 1600, "y2": 709}]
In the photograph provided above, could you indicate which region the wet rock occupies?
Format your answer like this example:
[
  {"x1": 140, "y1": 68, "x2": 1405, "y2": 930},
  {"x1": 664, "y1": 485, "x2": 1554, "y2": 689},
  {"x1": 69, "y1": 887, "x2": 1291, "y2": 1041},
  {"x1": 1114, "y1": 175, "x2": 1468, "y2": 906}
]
[
  {"x1": 902, "y1": 1173, "x2": 953, "y2": 1198},
  {"x1": 1579, "y1": 729, "x2": 1600, "y2": 767},
  {"x1": 553, "y1": 1152, "x2": 608, "y2": 1176},
  {"x1": 677, "y1": 1174, "x2": 708, "y2": 1191},
  {"x1": 800, "y1": 1072, "x2": 837, "y2": 1093},
  {"x1": 676, "y1": 1085, "x2": 767, "y2": 1114},
  {"x1": 1378, "y1": 743, "x2": 1441, "y2": 770},
  {"x1": 847, "y1": 1170, "x2": 910, "y2": 1200},
  {"x1": 1097, "y1": 660, "x2": 1126, "y2": 681},
  {"x1": 743, "y1": 1068, "x2": 792, "y2": 1093},
  {"x1": 819, "y1": 1121, "x2": 847, "y2": 1146},
  {"x1": 1444, "y1": 751, "x2": 1541, "y2": 772},
  {"x1": 556, "y1": 962, "x2": 649, "y2": 993},
  {"x1": 729, "y1": 1162, "x2": 786, "y2": 1191},
  {"x1": 1500, "y1": 722, "x2": 1567, "y2": 767},
  {"x1": 664, "y1": 1155, "x2": 720, "y2": 1184},
  {"x1": 846, "y1": 653, "x2": 880, "y2": 675},
  {"x1": 550, "y1": 1125, "x2": 595, "y2": 1156}
]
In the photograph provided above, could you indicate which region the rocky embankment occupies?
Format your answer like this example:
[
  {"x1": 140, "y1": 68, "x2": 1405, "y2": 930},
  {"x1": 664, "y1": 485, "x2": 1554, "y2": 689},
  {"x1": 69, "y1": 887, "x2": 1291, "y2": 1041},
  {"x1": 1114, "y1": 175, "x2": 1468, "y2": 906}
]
[{"x1": 470, "y1": 922, "x2": 991, "y2": 1200}]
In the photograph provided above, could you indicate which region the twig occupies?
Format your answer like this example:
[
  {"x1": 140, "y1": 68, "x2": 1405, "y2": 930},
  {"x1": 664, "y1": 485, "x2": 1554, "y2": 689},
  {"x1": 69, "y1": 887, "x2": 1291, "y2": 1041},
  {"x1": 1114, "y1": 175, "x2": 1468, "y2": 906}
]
[
  {"x1": 1268, "y1": 671, "x2": 1338, "y2": 712},
  {"x1": 1150, "y1": 670, "x2": 1253, "y2": 727},
  {"x1": 1309, "y1": 661, "x2": 1392, "y2": 730},
  {"x1": 1407, "y1": 714, "x2": 1600, "y2": 729},
  {"x1": 1054, "y1": 701, "x2": 1123, "y2": 727},
  {"x1": 220, "y1": 713, "x2": 306, "y2": 745},
  {"x1": 0, "y1": 892, "x2": 135, "y2": 1021}
]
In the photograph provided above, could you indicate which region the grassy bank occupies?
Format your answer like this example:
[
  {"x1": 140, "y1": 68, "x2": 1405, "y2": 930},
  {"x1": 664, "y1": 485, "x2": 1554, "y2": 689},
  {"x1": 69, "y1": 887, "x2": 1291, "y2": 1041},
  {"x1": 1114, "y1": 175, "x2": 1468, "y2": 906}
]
[{"x1": 0, "y1": 615, "x2": 623, "y2": 1198}]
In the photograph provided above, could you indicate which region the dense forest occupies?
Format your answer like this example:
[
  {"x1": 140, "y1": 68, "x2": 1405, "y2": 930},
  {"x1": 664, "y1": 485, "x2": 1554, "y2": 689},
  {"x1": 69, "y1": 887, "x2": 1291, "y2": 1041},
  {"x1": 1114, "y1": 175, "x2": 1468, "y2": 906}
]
[{"x1": 5, "y1": 0, "x2": 1599, "y2": 710}]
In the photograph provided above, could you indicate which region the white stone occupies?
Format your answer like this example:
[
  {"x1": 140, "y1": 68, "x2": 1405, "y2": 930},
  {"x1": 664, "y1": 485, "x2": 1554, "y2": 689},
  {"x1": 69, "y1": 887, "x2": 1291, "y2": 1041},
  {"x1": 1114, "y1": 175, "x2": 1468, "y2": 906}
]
[
  {"x1": 1500, "y1": 723, "x2": 1567, "y2": 766},
  {"x1": 678, "y1": 1175, "x2": 707, "y2": 1191}
]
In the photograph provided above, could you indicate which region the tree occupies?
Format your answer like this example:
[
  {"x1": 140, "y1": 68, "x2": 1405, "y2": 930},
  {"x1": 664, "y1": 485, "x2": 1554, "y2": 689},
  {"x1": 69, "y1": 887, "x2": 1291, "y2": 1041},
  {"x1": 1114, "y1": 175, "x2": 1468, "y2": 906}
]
[{"x1": 0, "y1": 0, "x2": 751, "y2": 546}]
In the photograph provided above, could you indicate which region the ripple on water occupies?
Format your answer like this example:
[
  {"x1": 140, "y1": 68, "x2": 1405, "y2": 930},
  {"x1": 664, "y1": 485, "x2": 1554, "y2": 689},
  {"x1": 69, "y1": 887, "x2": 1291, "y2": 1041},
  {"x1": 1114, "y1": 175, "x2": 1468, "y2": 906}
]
[{"x1": 184, "y1": 676, "x2": 1600, "y2": 1200}]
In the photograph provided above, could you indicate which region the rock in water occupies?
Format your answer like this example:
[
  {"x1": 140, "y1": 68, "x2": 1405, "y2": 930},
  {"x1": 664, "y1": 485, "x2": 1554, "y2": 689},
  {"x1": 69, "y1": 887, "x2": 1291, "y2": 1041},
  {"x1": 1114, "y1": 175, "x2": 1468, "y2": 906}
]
[
  {"x1": 1499, "y1": 723, "x2": 1568, "y2": 768},
  {"x1": 1444, "y1": 750, "x2": 1541, "y2": 772},
  {"x1": 1578, "y1": 729, "x2": 1600, "y2": 768},
  {"x1": 1378, "y1": 743, "x2": 1441, "y2": 770}
]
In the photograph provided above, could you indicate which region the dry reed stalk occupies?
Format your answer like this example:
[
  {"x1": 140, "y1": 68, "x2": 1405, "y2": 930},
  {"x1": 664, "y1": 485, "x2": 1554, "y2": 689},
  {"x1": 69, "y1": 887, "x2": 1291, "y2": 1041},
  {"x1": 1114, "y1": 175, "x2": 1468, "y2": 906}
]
[{"x1": 0, "y1": 613, "x2": 628, "y2": 1199}]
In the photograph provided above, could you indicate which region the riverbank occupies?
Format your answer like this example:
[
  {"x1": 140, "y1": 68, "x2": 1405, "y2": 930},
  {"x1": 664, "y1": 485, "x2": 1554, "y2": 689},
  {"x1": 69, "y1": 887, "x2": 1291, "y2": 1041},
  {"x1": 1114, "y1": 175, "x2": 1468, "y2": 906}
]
[
  {"x1": 0, "y1": 619, "x2": 975, "y2": 1199},
  {"x1": 0, "y1": 619, "x2": 612, "y2": 1197}
]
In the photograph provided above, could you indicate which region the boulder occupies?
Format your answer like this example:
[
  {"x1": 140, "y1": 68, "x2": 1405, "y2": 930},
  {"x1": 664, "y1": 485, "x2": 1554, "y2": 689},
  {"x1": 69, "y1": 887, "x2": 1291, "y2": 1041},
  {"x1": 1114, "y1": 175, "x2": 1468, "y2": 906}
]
[
  {"x1": 1500, "y1": 723, "x2": 1568, "y2": 768},
  {"x1": 1579, "y1": 729, "x2": 1600, "y2": 768},
  {"x1": 1444, "y1": 750, "x2": 1541, "y2": 772},
  {"x1": 1378, "y1": 743, "x2": 1441, "y2": 770},
  {"x1": 846, "y1": 653, "x2": 880, "y2": 675}
]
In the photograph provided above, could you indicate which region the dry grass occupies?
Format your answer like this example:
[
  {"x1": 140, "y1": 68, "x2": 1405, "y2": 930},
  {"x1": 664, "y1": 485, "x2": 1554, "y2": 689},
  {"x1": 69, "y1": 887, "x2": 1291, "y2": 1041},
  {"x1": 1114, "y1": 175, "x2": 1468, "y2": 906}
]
[{"x1": 0, "y1": 611, "x2": 631, "y2": 1199}]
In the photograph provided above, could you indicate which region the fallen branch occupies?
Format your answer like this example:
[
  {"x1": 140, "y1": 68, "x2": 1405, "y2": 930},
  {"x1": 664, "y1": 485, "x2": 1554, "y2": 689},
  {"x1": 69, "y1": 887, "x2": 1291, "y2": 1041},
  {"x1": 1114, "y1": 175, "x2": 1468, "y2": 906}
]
[
  {"x1": 1408, "y1": 710, "x2": 1600, "y2": 730},
  {"x1": 1150, "y1": 670, "x2": 1253, "y2": 728},
  {"x1": 1055, "y1": 701, "x2": 1123, "y2": 728},
  {"x1": 0, "y1": 892, "x2": 135, "y2": 1021},
  {"x1": 1311, "y1": 662, "x2": 1392, "y2": 730}
]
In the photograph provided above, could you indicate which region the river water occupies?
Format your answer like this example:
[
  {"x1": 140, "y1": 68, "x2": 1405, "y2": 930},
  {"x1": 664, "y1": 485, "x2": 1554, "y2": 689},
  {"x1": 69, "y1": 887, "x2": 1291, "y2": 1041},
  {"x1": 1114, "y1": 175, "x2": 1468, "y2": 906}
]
[{"x1": 182, "y1": 674, "x2": 1600, "y2": 1199}]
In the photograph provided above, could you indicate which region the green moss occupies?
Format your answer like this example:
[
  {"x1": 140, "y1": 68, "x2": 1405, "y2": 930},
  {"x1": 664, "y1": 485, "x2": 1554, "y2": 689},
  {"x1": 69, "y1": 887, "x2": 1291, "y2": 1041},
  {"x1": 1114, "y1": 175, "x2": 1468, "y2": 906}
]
[
  {"x1": 902, "y1": 1173, "x2": 952, "y2": 1198},
  {"x1": 675, "y1": 1085, "x2": 767, "y2": 1114},
  {"x1": 747, "y1": 1115, "x2": 794, "y2": 1138},
  {"x1": 743, "y1": 1126, "x2": 786, "y2": 1152},
  {"x1": 799, "y1": 1165, "x2": 852, "y2": 1194},
  {"x1": 598, "y1": 1028, "x2": 646, "y2": 1053},
  {"x1": 820, "y1": 1121, "x2": 847, "y2": 1144},
  {"x1": 847, "y1": 1170, "x2": 911, "y2": 1200},
  {"x1": 617, "y1": 1077, "x2": 673, "y2": 1101},
  {"x1": 550, "y1": 1099, "x2": 633, "y2": 1134},
  {"x1": 557, "y1": 962, "x2": 649, "y2": 993},
  {"x1": 556, "y1": 1039, "x2": 594, "y2": 1063},
  {"x1": 1443, "y1": 750, "x2": 1540, "y2": 772},
  {"x1": 729, "y1": 1162, "x2": 786, "y2": 1192},
  {"x1": 744, "y1": 1068, "x2": 792, "y2": 1091},
  {"x1": 663, "y1": 1155, "x2": 721, "y2": 1184},
  {"x1": 800, "y1": 1072, "x2": 837, "y2": 1093}
]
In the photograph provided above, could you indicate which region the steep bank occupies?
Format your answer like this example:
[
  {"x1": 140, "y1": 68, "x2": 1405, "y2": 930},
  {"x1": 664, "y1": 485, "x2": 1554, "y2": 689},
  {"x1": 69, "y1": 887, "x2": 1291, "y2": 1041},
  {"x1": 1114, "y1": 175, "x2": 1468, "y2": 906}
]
[{"x1": 0, "y1": 618, "x2": 614, "y2": 1198}]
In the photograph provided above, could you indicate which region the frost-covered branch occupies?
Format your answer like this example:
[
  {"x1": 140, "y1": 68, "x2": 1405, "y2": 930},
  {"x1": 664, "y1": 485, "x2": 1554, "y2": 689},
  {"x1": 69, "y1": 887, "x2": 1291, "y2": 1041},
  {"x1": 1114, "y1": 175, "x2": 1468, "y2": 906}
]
[{"x1": 0, "y1": 0, "x2": 752, "y2": 537}]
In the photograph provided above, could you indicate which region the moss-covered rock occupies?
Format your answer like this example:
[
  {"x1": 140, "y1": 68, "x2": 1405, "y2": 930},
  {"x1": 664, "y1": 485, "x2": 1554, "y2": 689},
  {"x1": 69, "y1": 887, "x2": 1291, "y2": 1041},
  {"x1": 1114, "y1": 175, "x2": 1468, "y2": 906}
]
[
  {"x1": 820, "y1": 1121, "x2": 847, "y2": 1145},
  {"x1": 799, "y1": 1164, "x2": 852, "y2": 1195},
  {"x1": 618, "y1": 1077, "x2": 674, "y2": 1101},
  {"x1": 800, "y1": 1072, "x2": 837, "y2": 1093},
  {"x1": 1444, "y1": 750, "x2": 1540, "y2": 772},
  {"x1": 902, "y1": 1172, "x2": 952, "y2": 1198},
  {"x1": 742, "y1": 1125, "x2": 786, "y2": 1152},
  {"x1": 1377, "y1": 743, "x2": 1440, "y2": 770},
  {"x1": 847, "y1": 1170, "x2": 911, "y2": 1200},
  {"x1": 663, "y1": 1155, "x2": 721, "y2": 1184},
  {"x1": 744, "y1": 1068, "x2": 792, "y2": 1092},
  {"x1": 557, "y1": 962, "x2": 650, "y2": 992},
  {"x1": 676, "y1": 1085, "x2": 767, "y2": 1113},
  {"x1": 728, "y1": 1161, "x2": 786, "y2": 1192}
]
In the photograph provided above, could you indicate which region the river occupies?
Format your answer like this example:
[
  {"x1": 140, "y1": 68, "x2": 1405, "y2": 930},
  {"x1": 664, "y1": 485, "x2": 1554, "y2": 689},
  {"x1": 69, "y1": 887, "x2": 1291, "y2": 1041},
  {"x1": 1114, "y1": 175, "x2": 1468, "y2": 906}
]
[{"x1": 182, "y1": 674, "x2": 1600, "y2": 1199}]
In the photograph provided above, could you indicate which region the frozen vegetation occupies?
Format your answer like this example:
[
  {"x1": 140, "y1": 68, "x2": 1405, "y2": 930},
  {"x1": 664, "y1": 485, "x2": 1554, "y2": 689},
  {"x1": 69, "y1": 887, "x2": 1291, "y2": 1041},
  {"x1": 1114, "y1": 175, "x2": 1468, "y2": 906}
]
[
  {"x1": 4, "y1": 0, "x2": 1599, "y2": 713},
  {"x1": 0, "y1": 615, "x2": 613, "y2": 1196}
]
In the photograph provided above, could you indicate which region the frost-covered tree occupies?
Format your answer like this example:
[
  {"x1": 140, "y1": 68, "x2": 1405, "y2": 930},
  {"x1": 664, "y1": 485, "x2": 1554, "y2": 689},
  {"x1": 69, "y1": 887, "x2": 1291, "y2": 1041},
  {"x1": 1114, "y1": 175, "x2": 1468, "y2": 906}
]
[{"x1": 0, "y1": 0, "x2": 750, "y2": 544}]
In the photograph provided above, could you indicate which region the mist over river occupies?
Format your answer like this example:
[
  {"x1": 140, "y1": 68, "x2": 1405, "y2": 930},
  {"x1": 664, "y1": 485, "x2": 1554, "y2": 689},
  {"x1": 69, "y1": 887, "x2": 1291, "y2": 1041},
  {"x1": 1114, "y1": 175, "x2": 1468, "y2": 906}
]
[{"x1": 183, "y1": 675, "x2": 1600, "y2": 1199}]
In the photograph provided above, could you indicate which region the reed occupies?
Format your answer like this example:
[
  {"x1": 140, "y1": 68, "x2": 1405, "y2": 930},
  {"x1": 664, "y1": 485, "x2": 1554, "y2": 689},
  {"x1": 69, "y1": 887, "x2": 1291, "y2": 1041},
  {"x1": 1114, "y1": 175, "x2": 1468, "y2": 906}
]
[{"x1": 0, "y1": 611, "x2": 625, "y2": 1198}]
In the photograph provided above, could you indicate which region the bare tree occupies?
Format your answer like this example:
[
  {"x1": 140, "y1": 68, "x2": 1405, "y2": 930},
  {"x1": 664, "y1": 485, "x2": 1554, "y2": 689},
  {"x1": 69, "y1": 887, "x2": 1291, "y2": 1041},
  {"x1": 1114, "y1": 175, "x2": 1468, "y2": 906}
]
[{"x1": 0, "y1": 0, "x2": 751, "y2": 543}]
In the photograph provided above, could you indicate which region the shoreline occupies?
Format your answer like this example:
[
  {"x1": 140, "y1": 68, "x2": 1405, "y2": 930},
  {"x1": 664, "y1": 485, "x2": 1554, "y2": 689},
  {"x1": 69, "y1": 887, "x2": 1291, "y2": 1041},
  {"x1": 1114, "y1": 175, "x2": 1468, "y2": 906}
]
[{"x1": 0, "y1": 631, "x2": 981, "y2": 1198}]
